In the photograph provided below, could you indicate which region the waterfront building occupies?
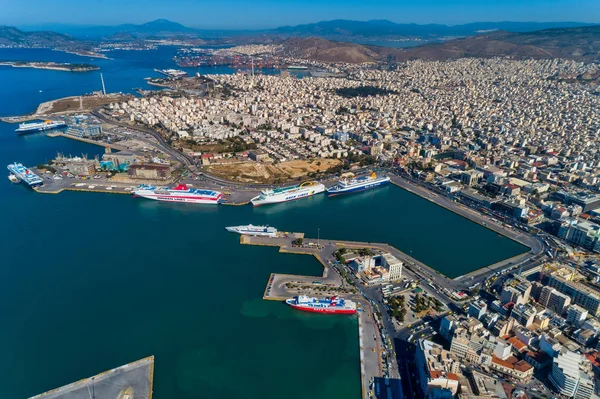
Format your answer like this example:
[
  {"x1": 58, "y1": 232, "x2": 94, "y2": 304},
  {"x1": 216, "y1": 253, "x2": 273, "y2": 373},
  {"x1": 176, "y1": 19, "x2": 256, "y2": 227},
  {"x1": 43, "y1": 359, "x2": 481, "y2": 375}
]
[
  {"x1": 549, "y1": 351, "x2": 595, "y2": 399},
  {"x1": 460, "y1": 170, "x2": 483, "y2": 187},
  {"x1": 381, "y1": 253, "x2": 403, "y2": 281},
  {"x1": 127, "y1": 164, "x2": 172, "y2": 180},
  {"x1": 548, "y1": 268, "x2": 600, "y2": 316}
]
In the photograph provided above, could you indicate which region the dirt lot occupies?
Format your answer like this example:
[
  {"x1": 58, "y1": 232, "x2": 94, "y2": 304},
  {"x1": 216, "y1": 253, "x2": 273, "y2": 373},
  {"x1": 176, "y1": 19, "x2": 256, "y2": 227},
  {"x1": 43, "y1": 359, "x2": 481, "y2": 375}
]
[
  {"x1": 36, "y1": 94, "x2": 133, "y2": 115},
  {"x1": 205, "y1": 159, "x2": 341, "y2": 183}
]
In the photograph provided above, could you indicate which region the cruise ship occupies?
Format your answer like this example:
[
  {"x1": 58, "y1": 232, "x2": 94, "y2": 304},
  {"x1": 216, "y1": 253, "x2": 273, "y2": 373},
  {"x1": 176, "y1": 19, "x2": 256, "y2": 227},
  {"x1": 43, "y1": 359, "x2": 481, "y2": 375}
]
[
  {"x1": 7, "y1": 163, "x2": 43, "y2": 187},
  {"x1": 327, "y1": 172, "x2": 390, "y2": 196},
  {"x1": 286, "y1": 295, "x2": 357, "y2": 315},
  {"x1": 15, "y1": 120, "x2": 67, "y2": 134},
  {"x1": 133, "y1": 184, "x2": 223, "y2": 204},
  {"x1": 225, "y1": 224, "x2": 278, "y2": 237},
  {"x1": 251, "y1": 181, "x2": 325, "y2": 206}
]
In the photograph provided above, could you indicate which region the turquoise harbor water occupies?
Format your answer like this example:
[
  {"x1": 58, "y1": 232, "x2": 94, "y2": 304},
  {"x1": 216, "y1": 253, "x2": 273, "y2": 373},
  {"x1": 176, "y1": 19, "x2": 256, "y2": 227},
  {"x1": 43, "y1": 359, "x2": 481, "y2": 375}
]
[{"x1": 0, "y1": 48, "x2": 525, "y2": 398}]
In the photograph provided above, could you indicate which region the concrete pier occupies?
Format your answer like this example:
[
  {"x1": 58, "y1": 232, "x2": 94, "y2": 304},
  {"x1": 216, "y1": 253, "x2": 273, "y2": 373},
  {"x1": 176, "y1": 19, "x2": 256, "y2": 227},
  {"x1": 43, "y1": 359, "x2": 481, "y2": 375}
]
[{"x1": 28, "y1": 356, "x2": 154, "y2": 399}]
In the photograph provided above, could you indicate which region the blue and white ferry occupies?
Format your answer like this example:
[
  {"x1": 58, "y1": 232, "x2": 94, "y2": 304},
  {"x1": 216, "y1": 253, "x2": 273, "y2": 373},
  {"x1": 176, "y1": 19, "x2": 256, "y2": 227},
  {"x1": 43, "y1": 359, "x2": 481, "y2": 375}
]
[
  {"x1": 327, "y1": 172, "x2": 390, "y2": 196},
  {"x1": 7, "y1": 163, "x2": 44, "y2": 187}
]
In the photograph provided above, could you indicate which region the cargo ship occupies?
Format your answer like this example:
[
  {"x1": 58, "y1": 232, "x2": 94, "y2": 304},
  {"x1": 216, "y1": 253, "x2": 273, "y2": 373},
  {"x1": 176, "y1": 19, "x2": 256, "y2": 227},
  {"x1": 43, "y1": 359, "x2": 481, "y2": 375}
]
[
  {"x1": 286, "y1": 295, "x2": 357, "y2": 315},
  {"x1": 7, "y1": 163, "x2": 43, "y2": 187},
  {"x1": 327, "y1": 172, "x2": 390, "y2": 196},
  {"x1": 251, "y1": 181, "x2": 325, "y2": 206},
  {"x1": 225, "y1": 224, "x2": 278, "y2": 237},
  {"x1": 15, "y1": 120, "x2": 67, "y2": 134},
  {"x1": 133, "y1": 184, "x2": 223, "y2": 204}
]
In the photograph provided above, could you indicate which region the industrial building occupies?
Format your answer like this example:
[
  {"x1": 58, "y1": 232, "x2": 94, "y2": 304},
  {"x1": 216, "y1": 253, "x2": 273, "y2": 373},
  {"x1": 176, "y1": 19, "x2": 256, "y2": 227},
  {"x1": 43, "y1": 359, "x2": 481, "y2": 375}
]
[{"x1": 127, "y1": 164, "x2": 172, "y2": 180}]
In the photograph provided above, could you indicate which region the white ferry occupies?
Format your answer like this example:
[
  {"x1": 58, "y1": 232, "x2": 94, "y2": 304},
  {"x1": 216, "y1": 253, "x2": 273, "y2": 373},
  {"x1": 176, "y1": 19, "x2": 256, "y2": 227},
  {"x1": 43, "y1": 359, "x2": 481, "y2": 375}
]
[
  {"x1": 133, "y1": 184, "x2": 223, "y2": 204},
  {"x1": 327, "y1": 172, "x2": 390, "y2": 196},
  {"x1": 251, "y1": 181, "x2": 325, "y2": 206},
  {"x1": 15, "y1": 120, "x2": 67, "y2": 134},
  {"x1": 225, "y1": 224, "x2": 278, "y2": 237}
]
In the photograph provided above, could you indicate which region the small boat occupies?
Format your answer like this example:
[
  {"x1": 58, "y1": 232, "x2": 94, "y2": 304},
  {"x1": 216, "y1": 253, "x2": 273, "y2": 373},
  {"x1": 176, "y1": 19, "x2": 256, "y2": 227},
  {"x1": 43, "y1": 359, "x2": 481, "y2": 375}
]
[{"x1": 8, "y1": 174, "x2": 19, "y2": 183}]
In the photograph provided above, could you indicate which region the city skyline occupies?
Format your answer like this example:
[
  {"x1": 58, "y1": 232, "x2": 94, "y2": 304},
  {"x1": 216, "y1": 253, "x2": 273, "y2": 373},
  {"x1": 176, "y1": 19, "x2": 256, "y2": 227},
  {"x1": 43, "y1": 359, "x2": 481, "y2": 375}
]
[{"x1": 2, "y1": 0, "x2": 600, "y2": 29}]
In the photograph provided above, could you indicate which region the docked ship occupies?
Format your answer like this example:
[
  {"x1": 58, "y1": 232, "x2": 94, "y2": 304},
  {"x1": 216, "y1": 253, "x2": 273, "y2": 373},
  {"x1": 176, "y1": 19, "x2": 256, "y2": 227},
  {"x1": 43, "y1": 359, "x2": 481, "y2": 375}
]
[
  {"x1": 7, "y1": 163, "x2": 43, "y2": 187},
  {"x1": 225, "y1": 224, "x2": 278, "y2": 237},
  {"x1": 133, "y1": 184, "x2": 223, "y2": 204},
  {"x1": 286, "y1": 295, "x2": 357, "y2": 315},
  {"x1": 327, "y1": 172, "x2": 390, "y2": 196},
  {"x1": 251, "y1": 181, "x2": 325, "y2": 206},
  {"x1": 15, "y1": 120, "x2": 67, "y2": 134},
  {"x1": 154, "y1": 68, "x2": 188, "y2": 79}
]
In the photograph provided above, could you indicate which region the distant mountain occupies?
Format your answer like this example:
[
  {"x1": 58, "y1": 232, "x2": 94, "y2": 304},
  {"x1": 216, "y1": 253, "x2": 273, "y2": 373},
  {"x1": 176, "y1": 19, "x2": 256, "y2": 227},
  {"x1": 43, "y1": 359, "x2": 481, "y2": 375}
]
[
  {"x1": 270, "y1": 19, "x2": 598, "y2": 39},
  {"x1": 278, "y1": 25, "x2": 600, "y2": 64},
  {"x1": 380, "y1": 25, "x2": 600, "y2": 63},
  {"x1": 31, "y1": 19, "x2": 197, "y2": 40},
  {"x1": 0, "y1": 26, "x2": 80, "y2": 47},
  {"x1": 20, "y1": 19, "x2": 599, "y2": 42}
]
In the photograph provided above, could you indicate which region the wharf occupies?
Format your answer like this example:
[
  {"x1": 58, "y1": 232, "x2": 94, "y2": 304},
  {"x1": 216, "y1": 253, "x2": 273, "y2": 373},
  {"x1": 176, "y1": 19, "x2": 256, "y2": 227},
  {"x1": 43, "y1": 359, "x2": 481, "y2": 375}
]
[
  {"x1": 46, "y1": 132, "x2": 127, "y2": 151},
  {"x1": 28, "y1": 356, "x2": 154, "y2": 399},
  {"x1": 242, "y1": 233, "x2": 393, "y2": 399}
]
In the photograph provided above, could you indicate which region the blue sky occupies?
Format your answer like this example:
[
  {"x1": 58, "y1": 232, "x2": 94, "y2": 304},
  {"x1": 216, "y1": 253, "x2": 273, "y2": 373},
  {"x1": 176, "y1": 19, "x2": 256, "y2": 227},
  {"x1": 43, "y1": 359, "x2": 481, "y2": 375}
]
[{"x1": 1, "y1": 0, "x2": 599, "y2": 29}]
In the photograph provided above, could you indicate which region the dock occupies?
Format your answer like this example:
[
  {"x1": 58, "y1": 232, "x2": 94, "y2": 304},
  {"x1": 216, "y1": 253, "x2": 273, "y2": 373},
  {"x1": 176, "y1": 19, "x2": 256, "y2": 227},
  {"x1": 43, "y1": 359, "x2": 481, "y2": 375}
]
[
  {"x1": 28, "y1": 356, "x2": 154, "y2": 399},
  {"x1": 241, "y1": 233, "x2": 404, "y2": 399}
]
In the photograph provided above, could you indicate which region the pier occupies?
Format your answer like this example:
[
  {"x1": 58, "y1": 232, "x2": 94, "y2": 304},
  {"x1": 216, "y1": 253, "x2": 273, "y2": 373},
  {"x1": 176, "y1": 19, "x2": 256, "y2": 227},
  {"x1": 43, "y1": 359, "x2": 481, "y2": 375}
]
[{"x1": 28, "y1": 356, "x2": 154, "y2": 399}]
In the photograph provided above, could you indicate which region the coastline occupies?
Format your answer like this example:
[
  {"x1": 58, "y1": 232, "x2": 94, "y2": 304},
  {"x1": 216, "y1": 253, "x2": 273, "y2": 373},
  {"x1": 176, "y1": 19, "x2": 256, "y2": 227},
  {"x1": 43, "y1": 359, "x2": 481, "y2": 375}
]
[{"x1": 0, "y1": 61, "x2": 99, "y2": 72}]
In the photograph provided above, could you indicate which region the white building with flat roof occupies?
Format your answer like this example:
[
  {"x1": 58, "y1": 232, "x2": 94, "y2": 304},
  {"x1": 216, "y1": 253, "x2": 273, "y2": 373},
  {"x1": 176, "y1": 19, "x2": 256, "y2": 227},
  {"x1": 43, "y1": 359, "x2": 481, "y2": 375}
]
[
  {"x1": 381, "y1": 253, "x2": 403, "y2": 281},
  {"x1": 549, "y1": 351, "x2": 595, "y2": 399}
]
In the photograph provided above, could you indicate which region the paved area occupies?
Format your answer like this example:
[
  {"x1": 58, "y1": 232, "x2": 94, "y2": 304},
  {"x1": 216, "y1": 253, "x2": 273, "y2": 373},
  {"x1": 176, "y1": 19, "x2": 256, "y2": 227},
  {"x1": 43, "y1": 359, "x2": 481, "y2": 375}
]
[
  {"x1": 358, "y1": 301, "x2": 383, "y2": 399},
  {"x1": 29, "y1": 356, "x2": 154, "y2": 399}
]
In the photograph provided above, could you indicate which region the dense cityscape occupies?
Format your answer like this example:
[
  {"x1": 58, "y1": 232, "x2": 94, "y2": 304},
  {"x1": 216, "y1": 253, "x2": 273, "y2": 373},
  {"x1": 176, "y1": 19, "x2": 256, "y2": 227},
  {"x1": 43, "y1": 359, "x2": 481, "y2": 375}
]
[{"x1": 2, "y1": 3, "x2": 600, "y2": 399}]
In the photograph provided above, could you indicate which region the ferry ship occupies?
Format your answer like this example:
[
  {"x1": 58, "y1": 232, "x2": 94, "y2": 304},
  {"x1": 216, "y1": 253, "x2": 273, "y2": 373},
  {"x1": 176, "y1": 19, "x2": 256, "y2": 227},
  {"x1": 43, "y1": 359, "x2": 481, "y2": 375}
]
[
  {"x1": 286, "y1": 295, "x2": 357, "y2": 315},
  {"x1": 154, "y1": 68, "x2": 187, "y2": 79},
  {"x1": 7, "y1": 163, "x2": 43, "y2": 187},
  {"x1": 133, "y1": 184, "x2": 223, "y2": 204},
  {"x1": 327, "y1": 172, "x2": 390, "y2": 196},
  {"x1": 251, "y1": 181, "x2": 325, "y2": 206},
  {"x1": 225, "y1": 224, "x2": 278, "y2": 237},
  {"x1": 15, "y1": 120, "x2": 67, "y2": 134}
]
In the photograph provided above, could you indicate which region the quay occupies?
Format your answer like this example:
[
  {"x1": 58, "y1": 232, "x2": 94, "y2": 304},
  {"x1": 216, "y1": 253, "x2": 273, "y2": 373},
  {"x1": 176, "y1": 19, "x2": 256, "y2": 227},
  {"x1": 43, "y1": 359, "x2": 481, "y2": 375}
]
[
  {"x1": 46, "y1": 132, "x2": 128, "y2": 151},
  {"x1": 28, "y1": 356, "x2": 154, "y2": 399},
  {"x1": 244, "y1": 233, "x2": 437, "y2": 399}
]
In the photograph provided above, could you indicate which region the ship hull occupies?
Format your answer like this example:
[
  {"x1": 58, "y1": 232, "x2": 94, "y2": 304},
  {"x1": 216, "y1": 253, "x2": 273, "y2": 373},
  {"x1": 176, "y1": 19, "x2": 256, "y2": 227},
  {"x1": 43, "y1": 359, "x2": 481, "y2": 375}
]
[
  {"x1": 287, "y1": 303, "x2": 356, "y2": 315},
  {"x1": 16, "y1": 124, "x2": 66, "y2": 135},
  {"x1": 134, "y1": 192, "x2": 221, "y2": 204},
  {"x1": 327, "y1": 178, "x2": 390, "y2": 196},
  {"x1": 225, "y1": 227, "x2": 277, "y2": 237},
  {"x1": 251, "y1": 185, "x2": 325, "y2": 206}
]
